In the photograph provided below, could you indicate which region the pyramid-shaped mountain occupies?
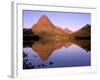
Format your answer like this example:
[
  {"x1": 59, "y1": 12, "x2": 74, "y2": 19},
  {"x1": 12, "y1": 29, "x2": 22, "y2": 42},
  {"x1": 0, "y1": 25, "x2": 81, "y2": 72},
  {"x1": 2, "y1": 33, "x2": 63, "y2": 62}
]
[
  {"x1": 32, "y1": 15, "x2": 55, "y2": 34},
  {"x1": 32, "y1": 15, "x2": 71, "y2": 35},
  {"x1": 36, "y1": 15, "x2": 53, "y2": 25}
]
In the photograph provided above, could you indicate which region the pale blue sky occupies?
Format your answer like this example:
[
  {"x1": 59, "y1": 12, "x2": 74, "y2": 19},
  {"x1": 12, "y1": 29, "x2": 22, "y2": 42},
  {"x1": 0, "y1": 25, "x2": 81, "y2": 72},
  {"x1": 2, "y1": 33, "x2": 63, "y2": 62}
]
[{"x1": 23, "y1": 10, "x2": 91, "y2": 31}]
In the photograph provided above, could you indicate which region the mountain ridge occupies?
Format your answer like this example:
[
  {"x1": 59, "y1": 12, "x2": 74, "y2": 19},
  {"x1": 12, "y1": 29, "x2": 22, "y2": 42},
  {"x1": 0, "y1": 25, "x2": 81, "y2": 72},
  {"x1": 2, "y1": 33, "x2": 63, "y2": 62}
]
[
  {"x1": 71, "y1": 24, "x2": 91, "y2": 38},
  {"x1": 24, "y1": 15, "x2": 91, "y2": 41},
  {"x1": 32, "y1": 15, "x2": 73, "y2": 35}
]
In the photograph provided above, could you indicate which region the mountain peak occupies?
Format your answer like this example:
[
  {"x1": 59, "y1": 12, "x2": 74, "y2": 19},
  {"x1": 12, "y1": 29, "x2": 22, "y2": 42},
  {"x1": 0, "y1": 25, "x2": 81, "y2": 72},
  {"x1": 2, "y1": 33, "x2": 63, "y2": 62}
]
[
  {"x1": 64, "y1": 28, "x2": 72, "y2": 34},
  {"x1": 72, "y1": 24, "x2": 91, "y2": 37},
  {"x1": 32, "y1": 15, "x2": 54, "y2": 33},
  {"x1": 37, "y1": 15, "x2": 53, "y2": 25},
  {"x1": 85, "y1": 24, "x2": 91, "y2": 26},
  {"x1": 32, "y1": 15, "x2": 74, "y2": 35},
  {"x1": 40, "y1": 15, "x2": 48, "y2": 19}
]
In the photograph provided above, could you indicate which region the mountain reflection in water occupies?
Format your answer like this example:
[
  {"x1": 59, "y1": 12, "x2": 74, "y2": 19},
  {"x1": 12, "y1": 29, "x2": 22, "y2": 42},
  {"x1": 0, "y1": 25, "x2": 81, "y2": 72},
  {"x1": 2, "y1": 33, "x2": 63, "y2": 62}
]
[{"x1": 23, "y1": 40, "x2": 91, "y2": 69}]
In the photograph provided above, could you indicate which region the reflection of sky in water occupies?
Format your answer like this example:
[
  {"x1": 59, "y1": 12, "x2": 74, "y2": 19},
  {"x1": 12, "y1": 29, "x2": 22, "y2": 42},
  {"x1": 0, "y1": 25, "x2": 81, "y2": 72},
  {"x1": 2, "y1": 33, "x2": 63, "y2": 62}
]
[{"x1": 23, "y1": 44, "x2": 90, "y2": 68}]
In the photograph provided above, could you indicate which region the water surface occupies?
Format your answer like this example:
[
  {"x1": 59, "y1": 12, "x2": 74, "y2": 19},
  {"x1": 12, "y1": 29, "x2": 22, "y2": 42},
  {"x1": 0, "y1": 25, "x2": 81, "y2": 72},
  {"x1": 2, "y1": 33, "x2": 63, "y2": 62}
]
[{"x1": 23, "y1": 40, "x2": 91, "y2": 69}]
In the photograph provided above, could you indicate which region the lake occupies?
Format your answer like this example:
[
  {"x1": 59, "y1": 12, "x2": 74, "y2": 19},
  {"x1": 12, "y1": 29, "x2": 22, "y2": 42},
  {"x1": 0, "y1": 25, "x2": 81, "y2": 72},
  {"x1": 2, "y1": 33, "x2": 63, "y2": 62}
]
[{"x1": 23, "y1": 40, "x2": 91, "y2": 69}]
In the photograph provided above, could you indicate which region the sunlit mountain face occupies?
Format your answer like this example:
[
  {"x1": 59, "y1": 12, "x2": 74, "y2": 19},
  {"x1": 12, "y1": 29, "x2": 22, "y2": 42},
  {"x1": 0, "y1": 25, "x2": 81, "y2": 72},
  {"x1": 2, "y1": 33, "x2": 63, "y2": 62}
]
[{"x1": 23, "y1": 15, "x2": 91, "y2": 69}]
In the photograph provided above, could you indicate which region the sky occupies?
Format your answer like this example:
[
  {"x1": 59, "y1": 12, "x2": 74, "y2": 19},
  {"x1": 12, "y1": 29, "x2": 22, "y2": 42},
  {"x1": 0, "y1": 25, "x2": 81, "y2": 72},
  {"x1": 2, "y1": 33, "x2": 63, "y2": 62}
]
[{"x1": 23, "y1": 10, "x2": 91, "y2": 31}]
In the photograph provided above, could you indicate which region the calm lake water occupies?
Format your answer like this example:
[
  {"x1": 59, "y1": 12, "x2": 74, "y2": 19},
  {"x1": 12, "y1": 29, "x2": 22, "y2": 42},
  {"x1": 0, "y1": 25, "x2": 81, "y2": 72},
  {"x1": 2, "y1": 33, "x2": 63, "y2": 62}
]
[{"x1": 23, "y1": 40, "x2": 91, "y2": 69}]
